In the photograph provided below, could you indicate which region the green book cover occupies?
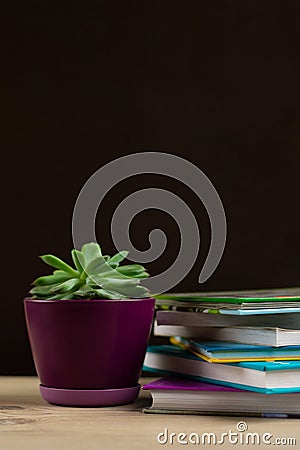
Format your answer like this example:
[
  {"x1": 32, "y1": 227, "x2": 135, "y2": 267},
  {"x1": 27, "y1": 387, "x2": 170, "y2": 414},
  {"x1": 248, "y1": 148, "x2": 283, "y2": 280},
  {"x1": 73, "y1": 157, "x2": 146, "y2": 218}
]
[{"x1": 156, "y1": 287, "x2": 300, "y2": 305}]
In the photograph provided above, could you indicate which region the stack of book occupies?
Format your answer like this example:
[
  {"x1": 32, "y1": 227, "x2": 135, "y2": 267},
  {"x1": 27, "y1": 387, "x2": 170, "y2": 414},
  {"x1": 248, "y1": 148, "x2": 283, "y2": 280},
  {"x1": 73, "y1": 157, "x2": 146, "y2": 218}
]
[{"x1": 142, "y1": 288, "x2": 300, "y2": 417}]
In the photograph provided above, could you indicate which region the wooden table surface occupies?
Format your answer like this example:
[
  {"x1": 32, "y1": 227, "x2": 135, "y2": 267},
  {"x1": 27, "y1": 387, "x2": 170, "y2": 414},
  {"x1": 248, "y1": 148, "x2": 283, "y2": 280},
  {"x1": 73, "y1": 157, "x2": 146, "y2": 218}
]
[{"x1": 1, "y1": 377, "x2": 300, "y2": 450}]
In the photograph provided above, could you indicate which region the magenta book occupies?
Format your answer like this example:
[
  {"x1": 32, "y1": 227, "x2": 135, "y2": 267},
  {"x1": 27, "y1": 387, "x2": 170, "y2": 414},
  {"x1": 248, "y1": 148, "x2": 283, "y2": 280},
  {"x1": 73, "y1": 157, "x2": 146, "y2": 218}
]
[
  {"x1": 142, "y1": 376, "x2": 300, "y2": 416},
  {"x1": 143, "y1": 376, "x2": 241, "y2": 392}
]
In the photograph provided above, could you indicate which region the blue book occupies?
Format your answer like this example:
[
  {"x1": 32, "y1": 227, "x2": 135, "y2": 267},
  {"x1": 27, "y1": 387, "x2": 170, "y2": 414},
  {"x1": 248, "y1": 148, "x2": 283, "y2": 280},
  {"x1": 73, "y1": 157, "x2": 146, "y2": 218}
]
[
  {"x1": 220, "y1": 306, "x2": 300, "y2": 315},
  {"x1": 143, "y1": 345, "x2": 300, "y2": 394},
  {"x1": 170, "y1": 336, "x2": 300, "y2": 362}
]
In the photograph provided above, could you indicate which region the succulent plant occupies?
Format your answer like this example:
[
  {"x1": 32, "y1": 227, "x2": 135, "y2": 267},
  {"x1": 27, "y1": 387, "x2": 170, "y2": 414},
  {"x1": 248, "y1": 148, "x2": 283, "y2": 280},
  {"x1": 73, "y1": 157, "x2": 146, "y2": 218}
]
[{"x1": 30, "y1": 242, "x2": 150, "y2": 300}]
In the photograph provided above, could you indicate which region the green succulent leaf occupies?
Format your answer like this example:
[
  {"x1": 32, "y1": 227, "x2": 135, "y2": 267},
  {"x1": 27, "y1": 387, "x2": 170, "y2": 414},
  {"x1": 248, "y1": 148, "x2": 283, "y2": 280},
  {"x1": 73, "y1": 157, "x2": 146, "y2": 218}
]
[
  {"x1": 33, "y1": 273, "x2": 71, "y2": 286},
  {"x1": 109, "y1": 251, "x2": 129, "y2": 265},
  {"x1": 116, "y1": 265, "x2": 149, "y2": 278},
  {"x1": 30, "y1": 283, "x2": 62, "y2": 296},
  {"x1": 102, "y1": 255, "x2": 120, "y2": 268},
  {"x1": 81, "y1": 243, "x2": 102, "y2": 263},
  {"x1": 101, "y1": 278, "x2": 150, "y2": 298},
  {"x1": 40, "y1": 255, "x2": 78, "y2": 277},
  {"x1": 87, "y1": 271, "x2": 130, "y2": 283},
  {"x1": 109, "y1": 261, "x2": 119, "y2": 269},
  {"x1": 46, "y1": 293, "x2": 76, "y2": 300},
  {"x1": 53, "y1": 270, "x2": 72, "y2": 276},
  {"x1": 93, "y1": 288, "x2": 127, "y2": 300},
  {"x1": 74, "y1": 285, "x2": 94, "y2": 297},
  {"x1": 49, "y1": 278, "x2": 80, "y2": 293},
  {"x1": 84, "y1": 256, "x2": 110, "y2": 276},
  {"x1": 30, "y1": 242, "x2": 150, "y2": 300},
  {"x1": 71, "y1": 250, "x2": 86, "y2": 273}
]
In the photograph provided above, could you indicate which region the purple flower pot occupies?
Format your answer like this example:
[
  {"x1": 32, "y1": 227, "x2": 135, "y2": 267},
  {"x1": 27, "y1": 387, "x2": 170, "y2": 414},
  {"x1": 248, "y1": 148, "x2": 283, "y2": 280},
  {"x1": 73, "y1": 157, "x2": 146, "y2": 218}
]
[{"x1": 24, "y1": 297, "x2": 155, "y2": 406}]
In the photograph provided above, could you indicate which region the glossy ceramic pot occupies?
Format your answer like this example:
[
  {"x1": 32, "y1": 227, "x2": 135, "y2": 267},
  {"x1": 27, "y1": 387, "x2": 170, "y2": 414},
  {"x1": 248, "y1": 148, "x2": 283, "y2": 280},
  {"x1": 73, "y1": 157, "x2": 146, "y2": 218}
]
[{"x1": 24, "y1": 298, "x2": 155, "y2": 406}]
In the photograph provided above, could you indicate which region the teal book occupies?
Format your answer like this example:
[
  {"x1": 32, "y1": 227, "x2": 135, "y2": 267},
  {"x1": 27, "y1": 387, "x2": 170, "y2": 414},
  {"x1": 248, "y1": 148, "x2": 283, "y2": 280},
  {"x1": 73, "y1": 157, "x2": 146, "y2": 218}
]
[
  {"x1": 170, "y1": 336, "x2": 300, "y2": 363},
  {"x1": 143, "y1": 345, "x2": 300, "y2": 394}
]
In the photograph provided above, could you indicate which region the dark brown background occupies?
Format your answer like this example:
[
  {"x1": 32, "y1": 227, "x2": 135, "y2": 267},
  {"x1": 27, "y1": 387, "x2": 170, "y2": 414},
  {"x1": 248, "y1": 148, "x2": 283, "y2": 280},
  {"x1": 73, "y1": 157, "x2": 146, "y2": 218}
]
[{"x1": 1, "y1": 2, "x2": 300, "y2": 374}]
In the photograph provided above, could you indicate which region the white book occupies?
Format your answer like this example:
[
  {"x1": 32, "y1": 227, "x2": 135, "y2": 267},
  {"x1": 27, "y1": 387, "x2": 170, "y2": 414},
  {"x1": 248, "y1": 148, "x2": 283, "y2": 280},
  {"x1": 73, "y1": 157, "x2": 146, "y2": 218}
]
[
  {"x1": 154, "y1": 321, "x2": 217, "y2": 338},
  {"x1": 153, "y1": 322, "x2": 300, "y2": 347},
  {"x1": 156, "y1": 310, "x2": 300, "y2": 329}
]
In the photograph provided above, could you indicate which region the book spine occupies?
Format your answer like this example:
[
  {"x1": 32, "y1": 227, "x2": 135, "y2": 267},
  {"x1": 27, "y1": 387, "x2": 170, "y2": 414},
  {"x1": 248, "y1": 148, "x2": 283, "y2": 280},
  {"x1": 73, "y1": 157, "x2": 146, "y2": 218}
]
[{"x1": 142, "y1": 408, "x2": 300, "y2": 418}]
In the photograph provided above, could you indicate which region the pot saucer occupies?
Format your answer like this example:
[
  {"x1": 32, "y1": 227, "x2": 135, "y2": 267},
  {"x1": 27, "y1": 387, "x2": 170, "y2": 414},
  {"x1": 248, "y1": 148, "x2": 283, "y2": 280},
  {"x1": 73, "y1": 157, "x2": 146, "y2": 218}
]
[{"x1": 40, "y1": 384, "x2": 140, "y2": 407}]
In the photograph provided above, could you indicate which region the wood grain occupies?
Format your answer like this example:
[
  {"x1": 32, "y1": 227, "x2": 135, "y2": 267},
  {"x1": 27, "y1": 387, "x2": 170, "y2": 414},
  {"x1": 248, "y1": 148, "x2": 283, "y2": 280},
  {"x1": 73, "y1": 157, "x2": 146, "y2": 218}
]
[{"x1": 0, "y1": 377, "x2": 300, "y2": 450}]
